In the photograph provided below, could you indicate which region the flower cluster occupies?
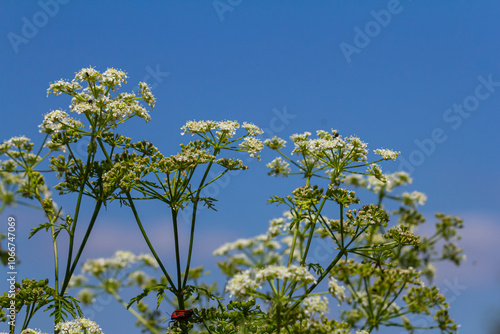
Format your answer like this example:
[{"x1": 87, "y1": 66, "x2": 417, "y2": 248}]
[
  {"x1": 325, "y1": 186, "x2": 360, "y2": 207},
  {"x1": 226, "y1": 264, "x2": 316, "y2": 297},
  {"x1": 44, "y1": 67, "x2": 155, "y2": 135},
  {"x1": 401, "y1": 191, "x2": 427, "y2": 206},
  {"x1": 226, "y1": 270, "x2": 261, "y2": 297},
  {"x1": 264, "y1": 136, "x2": 287, "y2": 150},
  {"x1": 12, "y1": 329, "x2": 48, "y2": 334},
  {"x1": 383, "y1": 225, "x2": 421, "y2": 247},
  {"x1": 81, "y1": 251, "x2": 157, "y2": 277},
  {"x1": 139, "y1": 81, "x2": 156, "y2": 108},
  {"x1": 54, "y1": 318, "x2": 103, "y2": 334},
  {"x1": 374, "y1": 148, "x2": 400, "y2": 160},
  {"x1": 328, "y1": 277, "x2": 346, "y2": 304},
  {"x1": 344, "y1": 171, "x2": 412, "y2": 194},
  {"x1": 239, "y1": 137, "x2": 264, "y2": 159},
  {"x1": 99, "y1": 67, "x2": 127, "y2": 90},
  {"x1": 213, "y1": 234, "x2": 281, "y2": 256},
  {"x1": 39, "y1": 109, "x2": 84, "y2": 134},
  {"x1": 302, "y1": 296, "x2": 329, "y2": 317},
  {"x1": 181, "y1": 120, "x2": 242, "y2": 137},
  {"x1": 181, "y1": 120, "x2": 218, "y2": 134},
  {"x1": 46, "y1": 79, "x2": 82, "y2": 96},
  {"x1": 0, "y1": 135, "x2": 33, "y2": 151},
  {"x1": 266, "y1": 130, "x2": 397, "y2": 183},
  {"x1": 266, "y1": 157, "x2": 291, "y2": 177},
  {"x1": 242, "y1": 121, "x2": 264, "y2": 135},
  {"x1": 180, "y1": 120, "x2": 264, "y2": 159}
]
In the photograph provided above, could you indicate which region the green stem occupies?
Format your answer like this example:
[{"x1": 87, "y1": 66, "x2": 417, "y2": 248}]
[
  {"x1": 286, "y1": 246, "x2": 348, "y2": 314},
  {"x1": 301, "y1": 197, "x2": 328, "y2": 265},
  {"x1": 182, "y1": 152, "x2": 219, "y2": 288},
  {"x1": 63, "y1": 137, "x2": 97, "y2": 294},
  {"x1": 61, "y1": 200, "x2": 103, "y2": 295},
  {"x1": 125, "y1": 192, "x2": 176, "y2": 290},
  {"x1": 171, "y1": 208, "x2": 184, "y2": 310},
  {"x1": 287, "y1": 221, "x2": 300, "y2": 267}
]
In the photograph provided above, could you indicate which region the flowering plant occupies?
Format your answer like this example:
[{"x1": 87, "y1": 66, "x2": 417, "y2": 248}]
[{"x1": 0, "y1": 67, "x2": 463, "y2": 334}]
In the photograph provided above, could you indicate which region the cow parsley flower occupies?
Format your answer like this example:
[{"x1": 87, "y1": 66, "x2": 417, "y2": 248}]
[
  {"x1": 139, "y1": 82, "x2": 156, "y2": 108},
  {"x1": 47, "y1": 79, "x2": 81, "y2": 96},
  {"x1": 239, "y1": 137, "x2": 264, "y2": 159},
  {"x1": 242, "y1": 122, "x2": 264, "y2": 135},
  {"x1": 302, "y1": 296, "x2": 329, "y2": 316},
  {"x1": 217, "y1": 120, "x2": 240, "y2": 136},
  {"x1": 39, "y1": 110, "x2": 84, "y2": 134},
  {"x1": 328, "y1": 277, "x2": 346, "y2": 304},
  {"x1": 264, "y1": 136, "x2": 287, "y2": 150},
  {"x1": 374, "y1": 148, "x2": 400, "y2": 160},
  {"x1": 19, "y1": 329, "x2": 48, "y2": 334},
  {"x1": 181, "y1": 120, "x2": 217, "y2": 135},
  {"x1": 74, "y1": 67, "x2": 102, "y2": 83},
  {"x1": 402, "y1": 191, "x2": 427, "y2": 206},
  {"x1": 255, "y1": 265, "x2": 316, "y2": 284},
  {"x1": 226, "y1": 270, "x2": 260, "y2": 297},
  {"x1": 101, "y1": 68, "x2": 127, "y2": 90},
  {"x1": 55, "y1": 318, "x2": 103, "y2": 334},
  {"x1": 82, "y1": 251, "x2": 137, "y2": 275}
]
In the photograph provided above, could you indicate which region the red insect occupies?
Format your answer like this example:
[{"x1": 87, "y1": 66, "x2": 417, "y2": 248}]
[{"x1": 169, "y1": 309, "x2": 194, "y2": 324}]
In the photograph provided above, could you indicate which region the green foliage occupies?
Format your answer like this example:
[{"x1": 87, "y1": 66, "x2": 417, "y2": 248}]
[{"x1": 0, "y1": 66, "x2": 463, "y2": 334}]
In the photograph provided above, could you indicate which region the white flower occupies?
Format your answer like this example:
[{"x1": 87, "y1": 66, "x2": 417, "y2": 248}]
[
  {"x1": 302, "y1": 296, "x2": 329, "y2": 316},
  {"x1": 137, "y1": 254, "x2": 158, "y2": 268},
  {"x1": 101, "y1": 68, "x2": 127, "y2": 89},
  {"x1": 3, "y1": 135, "x2": 31, "y2": 148},
  {"x1": 68, "y1": 274, "x2": 88, "y2": 287},
  {"x1": 239, "y1": 136, "x2": 264, "y2": 159},
  {"x1": 20, "y1": 329, "x2": 47, "y2": 334},
  {"x1": 345, "y1": 136, "x2": 369, "y2": 162},
  {"x1": 38, "y1": 110, "x2": 84, "y2": 134},
  {"x1": 328, "y1": 277, "x2": 346, "y2": 304},
  {"x1": 139, "y1": 82, "x2": 156, "y2": 108},
  {"x1": 55, "y1": 318, "x2": 103, "y2": 334},
  {"x1": 343, "y1": 174, "x2": 367, "y2": 187},
  {"x1": 45, "y1": 140, "x2": 67, "y2": 153},
  {"x1": 74, "y1": 67, "x2": 101, "y2": 82},
  {"x1": 255, "y1": 265, "x2": 316, "y2": 284},
  {"x1": 226, "y1": 270, "x2": 260, "y2": 297},
  {"x1": 266, "y1": 157, "x2": 291, "y2": 176},
  {"x1": 47, "y1": 79, "x2": 81, "y2": 96},
  {"x1": 402, "y1": 191, "x2": 427, "y2": 206},
  {"x1": 213, "y1": 234, "x2": 268, "y2": 256},
  {"x1": 82, "y1": 251, "x2": 137, "y2": 275},
  {"x1": 374, "y1": 148, "x2": 400, "y2": 160},
  {"x1": 181, "y1": 120, "x2": 217, "y2": 135},
  {"x1": 242, "y1": 122, "x2": 264, "y2": 135},
  {"x1": 217, "y1": 120, "x2": 240, "y2": 136},
  {"x1": 290, "y1": 132, "x2": 311, "y2": 142},
  {"x1": 77, "y1": 288, "x2": 96, "y2": 304},
  {"x1": 267, "y1": 217, "x2": 287, "y2": 236},
  {"x1": 264, "y1": 136, "x2": 286, "y2": 150}
]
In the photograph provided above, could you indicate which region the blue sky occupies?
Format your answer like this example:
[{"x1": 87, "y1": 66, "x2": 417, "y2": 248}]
[{"x1": 1, "y1": 1, "x2": 500, "y2": 333}]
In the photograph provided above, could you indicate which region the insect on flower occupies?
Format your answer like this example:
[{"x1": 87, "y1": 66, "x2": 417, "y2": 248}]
[{"x1": 169, "y1": 309, "x2": 194, "y2": 325}]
